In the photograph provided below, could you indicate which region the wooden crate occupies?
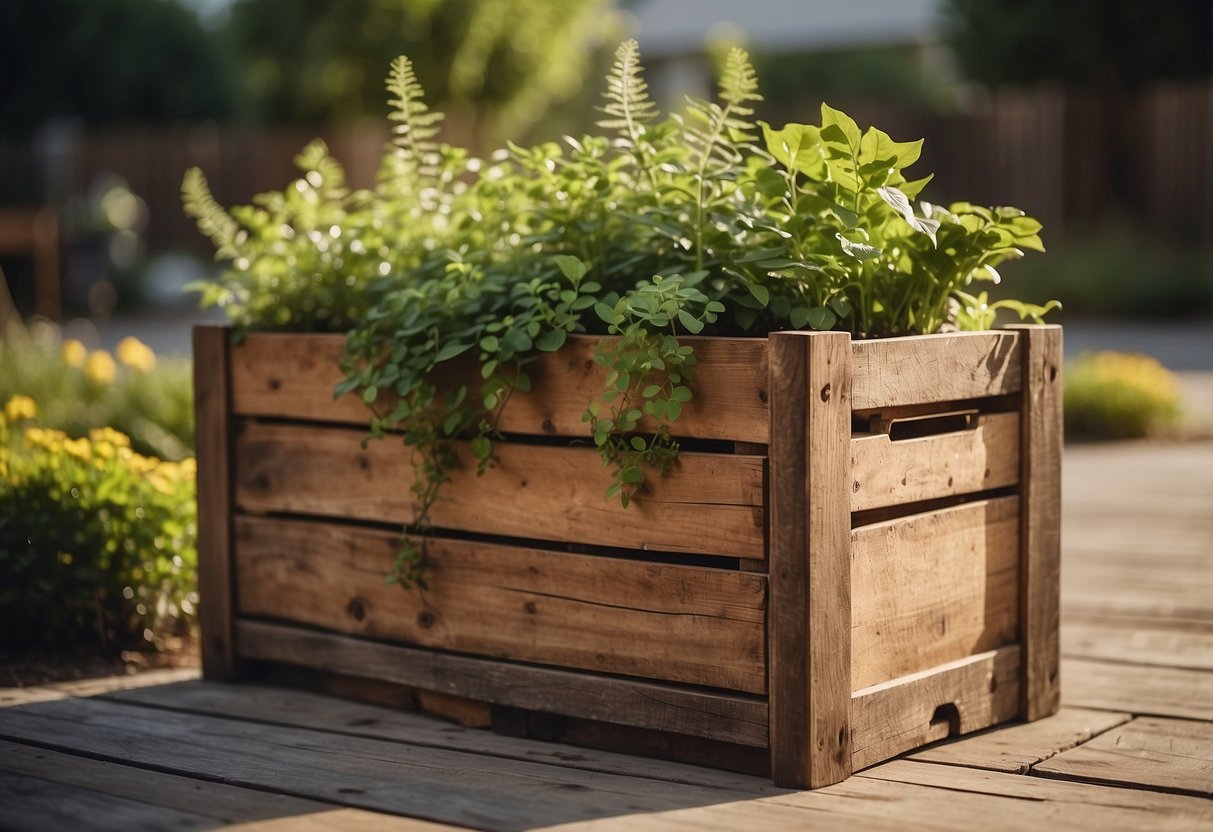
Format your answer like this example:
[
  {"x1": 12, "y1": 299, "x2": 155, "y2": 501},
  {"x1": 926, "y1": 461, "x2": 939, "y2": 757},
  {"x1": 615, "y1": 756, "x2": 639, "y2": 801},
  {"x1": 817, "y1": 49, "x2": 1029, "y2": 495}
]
[{"x1": 194, "y1": 325, "x2": 1062, "y2": 789}]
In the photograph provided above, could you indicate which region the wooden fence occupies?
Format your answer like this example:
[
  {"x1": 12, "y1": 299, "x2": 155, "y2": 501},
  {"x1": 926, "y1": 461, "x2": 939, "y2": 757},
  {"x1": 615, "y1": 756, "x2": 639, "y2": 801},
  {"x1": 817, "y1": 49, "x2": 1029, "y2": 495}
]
[{"x1": 1, "y1": 80, "x2": 1211, "y2": 259}]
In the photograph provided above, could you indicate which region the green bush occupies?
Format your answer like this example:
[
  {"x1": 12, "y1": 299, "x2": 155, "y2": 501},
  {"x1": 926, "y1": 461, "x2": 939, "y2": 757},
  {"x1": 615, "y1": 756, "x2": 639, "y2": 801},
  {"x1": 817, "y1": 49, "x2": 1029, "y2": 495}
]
[
  {"x1": 0, "y1": 397, "x2": 197, "y2": 651},
  {"x1": 0, "y1": 328, "x2": 194, "y2": 461},
  {"x1": 1065, "y1": 351, "x2": 1183, "y2": 440}
]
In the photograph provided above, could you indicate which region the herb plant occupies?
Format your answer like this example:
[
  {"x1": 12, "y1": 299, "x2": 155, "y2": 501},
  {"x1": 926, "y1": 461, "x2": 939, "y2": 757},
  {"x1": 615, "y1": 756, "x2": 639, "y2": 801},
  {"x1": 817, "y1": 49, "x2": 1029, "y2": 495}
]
[{"x1": 185, "y1": 40, "x2": 1056, "y2": 586}]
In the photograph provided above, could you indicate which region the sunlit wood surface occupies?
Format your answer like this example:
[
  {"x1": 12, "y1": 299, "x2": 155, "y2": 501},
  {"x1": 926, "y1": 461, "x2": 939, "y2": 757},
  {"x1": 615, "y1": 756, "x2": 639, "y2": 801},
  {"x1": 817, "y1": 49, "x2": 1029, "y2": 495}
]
[{"x1": 2, "y1": 440, "x2": 1210, "y2": 830}]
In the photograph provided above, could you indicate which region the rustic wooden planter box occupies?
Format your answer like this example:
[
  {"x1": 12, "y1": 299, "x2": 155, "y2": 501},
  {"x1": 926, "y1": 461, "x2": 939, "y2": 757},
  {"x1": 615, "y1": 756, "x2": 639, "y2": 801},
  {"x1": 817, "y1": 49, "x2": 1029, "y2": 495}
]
[{"x1": 193, "y1": 324, "x2": 1062, "y2": 789}]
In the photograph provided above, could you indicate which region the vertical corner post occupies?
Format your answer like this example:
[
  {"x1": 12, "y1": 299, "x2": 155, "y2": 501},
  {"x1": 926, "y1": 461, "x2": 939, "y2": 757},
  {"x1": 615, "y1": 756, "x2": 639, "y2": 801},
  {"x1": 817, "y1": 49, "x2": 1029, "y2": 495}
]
[
  {"x1": 1007, "y1": 324, "x2": 1063, "y2": 720},
  {"x1": 193, "y1": 324, "x2": 237, "y2": 680},
  {"x1": 768, "y1": 330, "x2": 853, "y2": 789}
]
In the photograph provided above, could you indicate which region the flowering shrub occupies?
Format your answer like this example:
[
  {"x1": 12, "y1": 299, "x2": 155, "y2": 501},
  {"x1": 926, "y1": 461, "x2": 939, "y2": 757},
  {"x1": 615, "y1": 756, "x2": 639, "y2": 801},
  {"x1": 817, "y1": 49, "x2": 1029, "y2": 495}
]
[
  {"x1": 0, "y1": 397, "x2": 198, "y2": 651},
  {"x1": 0, "y1": 330, "x2": 193, "y2": 461},
  {"x1": 1065, "y1": 352, "x2": 1183, "y2": 441}
]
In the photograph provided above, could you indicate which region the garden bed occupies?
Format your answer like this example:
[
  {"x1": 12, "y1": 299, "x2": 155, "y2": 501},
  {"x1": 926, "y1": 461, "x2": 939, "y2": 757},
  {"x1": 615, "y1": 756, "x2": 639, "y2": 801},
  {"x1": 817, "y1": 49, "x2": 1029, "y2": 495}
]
[{"x1": 193, "y1": 323, "x2": 1061, "y2": 789}]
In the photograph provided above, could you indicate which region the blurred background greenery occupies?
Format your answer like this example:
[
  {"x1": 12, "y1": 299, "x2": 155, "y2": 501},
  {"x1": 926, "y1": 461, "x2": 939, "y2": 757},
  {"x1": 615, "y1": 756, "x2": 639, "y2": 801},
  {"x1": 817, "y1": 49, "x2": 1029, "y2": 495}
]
[{"x1": 1, "y1": 0, "x2": 1211, "y2": 324}]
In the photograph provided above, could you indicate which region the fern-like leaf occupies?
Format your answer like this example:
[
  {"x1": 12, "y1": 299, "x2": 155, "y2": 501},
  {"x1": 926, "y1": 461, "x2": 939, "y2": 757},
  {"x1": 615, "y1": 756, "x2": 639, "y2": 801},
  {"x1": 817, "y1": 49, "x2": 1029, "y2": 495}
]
[
  {"x1": 181, "y1": 167, "x2": 240, "y2": 260},
  {"x1": 385, "y1": 55, "x2": 443, "y2": 174},
  {"x1": 598, "y1": 39, "x2": 657, "y2": 147},
  {"x1": 295, "y1": 139, "x2": 349, "y2": 203},
  {"x1": 684, "y1": 47, "x2": 763, "y2": 178}
]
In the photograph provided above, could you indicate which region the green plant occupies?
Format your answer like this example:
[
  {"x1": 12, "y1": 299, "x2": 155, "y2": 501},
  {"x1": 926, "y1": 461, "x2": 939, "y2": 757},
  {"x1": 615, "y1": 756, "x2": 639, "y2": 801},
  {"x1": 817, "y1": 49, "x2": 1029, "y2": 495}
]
[
  {"x1": 1065, "y1": 351, "x2": 1183, "y2": 441},
  {"x1": 0, "y1": 397, "x2": 198, "y2": 651},
  {"x1": 0, "y1": 328, "x2": 194, "y2": 460},
  {"x1": 185, "y1": 40, "x2": 1056, "y2": 586}
]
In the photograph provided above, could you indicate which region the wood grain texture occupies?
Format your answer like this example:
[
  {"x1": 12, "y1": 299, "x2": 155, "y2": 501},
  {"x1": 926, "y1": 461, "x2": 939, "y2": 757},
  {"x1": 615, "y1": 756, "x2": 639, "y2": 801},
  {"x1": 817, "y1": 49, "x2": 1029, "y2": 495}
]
[
  {"x1": 193, "y1": 324, "x2": 236, "y2": 681},
  {"x1": 1061, "y1": 657, "x2": 1213, "y2": 720},
  {"x1": 0, "y1": 696, "x2": 759, "y2": 830},
  {"x1": 235, "y1": 620, "x2": 769, "y2": 747},
  {"x1": 850, "y1": 646, "x2": 1022, "y2": 772},
  {"x1": 1034, "y1": 717, "x2": 1213, "y2": 797},
  {"x1": 103, "y1": 681, "x2": 776, "y2": 793},
  {"x1": 1007, "y1": 324, "x2": 1063, "y2": 721},
  {"x1": 0, "y1": 771, "x2": 217, "y2": 832},
  {"x1": 230, "y1": 332, "x2": 770, "y2": 442},
  {"x1": 850, "y1": 412, "x2": 1020, "y2": 511},
  {"x1": 234, "y1": 515, "x2": 766, "y2": 693},
  {"x1": 1061, "y1": 614, "x2": 1213, "y2": 671},
  {"x1": 0, "y1": 738, "x2": 333, "y2": 826},
  {"x1": 767, "y1": 331, "x2": 852, "y2": 789},
  {"x1": 233, "y1": 421, "x2": 765, "y2": 559},
  {"x1": 850, "y1": 497, "x2": 1020, "y2": 689},
  {"x1": 854, "y1": 759, "x2": 1213, "y2": 831},
  {"x1": 849, "y1": 331, "x2": 1022, "y2": 411},
  {"x1": 904, "y1": 706, "x2": 1130, "y2": 774}
]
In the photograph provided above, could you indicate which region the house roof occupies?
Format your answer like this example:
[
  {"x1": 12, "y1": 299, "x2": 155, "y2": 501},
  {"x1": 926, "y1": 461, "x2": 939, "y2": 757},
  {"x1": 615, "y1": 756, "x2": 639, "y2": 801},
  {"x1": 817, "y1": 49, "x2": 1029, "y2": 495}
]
[{"x1": 623, "y1": 0, "x2": 942, "y2": 55}]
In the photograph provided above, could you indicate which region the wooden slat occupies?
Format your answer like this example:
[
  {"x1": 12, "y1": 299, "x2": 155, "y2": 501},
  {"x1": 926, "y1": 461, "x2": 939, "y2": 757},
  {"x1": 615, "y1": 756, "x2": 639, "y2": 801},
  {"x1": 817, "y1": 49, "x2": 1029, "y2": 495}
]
[
  {"x1": 850, "y1": 412, "x2": 1020, "y2": 511},
  {"x1": 1033, "y1": 717, "x2": 1213, "y2": 798},
  {"x1": 905, "y1": 706, "x2": 1130, "y2": 774},
  {"x1": 236, "y1": 620, "x2": 769, "y2": 747},
  {"x1": 235, "y1": 516, "x2": 766, "y2": 693},
  {"x1": 850, "y1": 646, "x2": 1021, "y2": 772},
  {"x1": 230, "y1": 332, "x2": 771, "y2": 442},
  {"x1": 103, "y1": 681, "x2": 775, "y2": 792},
  {"x1": 0, "y1": 738, "x2": 338, "y2": 827},
  {"x1": 850, "y1": 497, "x2": 1020, "y2": 689},
  {"x1": 193, "y1": 324, "x2": 237, "y2": 680},
  {"x1": 1008, "y1": 324, "x2": 1063, "y2": 721},
  {"x1": 1061, "y1": 657, "x2": 1213, "y2": 720},
  {"x1": 768, "y1": 331, "x2": 853, "y2": 789},
  {"x1": 853, "y1": 759, "x2": 1213, "y2": 831},
  {"x1": 233, "y1": 422, "x2": 765, "y2": 560},
  {"x1": 0, "y1": 771, "x2": 218, "y2": 831},
  {"x1": 849, "y1": 331, "x2": 1022, "y2": 411},
  {"x1": 0, "y1": 696, "x2": 760, "y2": 830},
  {"x1": 0, "y1": 668, "x2": 199, "y2": 709}
]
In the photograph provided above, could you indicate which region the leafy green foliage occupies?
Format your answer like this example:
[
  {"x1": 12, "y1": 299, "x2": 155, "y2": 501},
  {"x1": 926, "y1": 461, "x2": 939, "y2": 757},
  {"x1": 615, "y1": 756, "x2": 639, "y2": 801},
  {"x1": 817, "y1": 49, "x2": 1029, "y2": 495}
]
[
  {"x1": 0, "y1": 401, "x2": 197, "y2": 651},
  {"x1": 1065, "y1": 352, "x2": 1183, "y2": 441},
  {"x1": 186, "y1": 40, "x2": 1055, "y2": 586}
]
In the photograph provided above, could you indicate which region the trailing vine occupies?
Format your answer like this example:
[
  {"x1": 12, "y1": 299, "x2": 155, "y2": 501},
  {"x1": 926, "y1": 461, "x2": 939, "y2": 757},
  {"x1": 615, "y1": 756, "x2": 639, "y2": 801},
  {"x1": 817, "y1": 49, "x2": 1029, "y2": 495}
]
[{"x1": 184, "y1": 39, "x2": 1058, "y2": 589}]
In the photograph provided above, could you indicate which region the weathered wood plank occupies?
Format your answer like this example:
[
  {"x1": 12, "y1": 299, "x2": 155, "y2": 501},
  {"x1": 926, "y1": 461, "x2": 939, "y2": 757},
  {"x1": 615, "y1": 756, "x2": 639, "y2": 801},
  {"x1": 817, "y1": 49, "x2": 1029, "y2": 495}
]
[
  {"x1": 0, "y1": 668, "x2": 199, "y2": 709},
  {"x1": 236, "y1": 620, "x2": 769, "y2": 747},
  {"x1": 851, "y1": 497, "x2": 1020, "y2": 689},
  {"x1": 193, "y1": 324, "x2": 236, "y2": 680},
  {"x1": 1034, "y1": 717, "x2": 1213, "y2": 798},
  {"x1": 849, "y1": 331, "x2": 1022, "y2": 411},
  {"x1": 768, "y1": 331, "x2": 852, "y2": 789},
  {"x1": 234, "y1": 422, "x2": 766, "y2": 559},
  {"x1": 852, "y1": 759, "x2": 1213, "y2": 831},
  {"x1": 1008, "y1": 324, "x2": 1063, "y2": 722},
  {"x1": 850, "y1": 412, "x2": 1020, "y2": 511},
  {"x1": 225, "y1": 810, "x2": 469, "y2": 831},
  {"x1": 1061, "y1": 658, "x2": 1213, "y2": 720},
  {"x1": 0, "y1": 770, "x2": 217, "y2": 832},
  {"x1": 851, "y1": 646, "x2": 1021, "y2": 772},
  {"x1": 235, "y1": 516, "x2": 766, "y2": 693},
  {"x1": 1061, "y1": 615, "x2": 1213, "y2": 671},
  {"x1": 230, "y1": 332, "x2": 771, "y2": 442},
  {"x1": 104, "y1": 681, "x2": 776, "y2": 793},
  {"x1": 0, "y1": 738, "x2": 335, "y2": 826},
  {"x1": 904, "y1": 706, "x2": 1131, "y2": 774},
  {"x1": 0, "y1": 697, "x2": 759, "y2": 830}
]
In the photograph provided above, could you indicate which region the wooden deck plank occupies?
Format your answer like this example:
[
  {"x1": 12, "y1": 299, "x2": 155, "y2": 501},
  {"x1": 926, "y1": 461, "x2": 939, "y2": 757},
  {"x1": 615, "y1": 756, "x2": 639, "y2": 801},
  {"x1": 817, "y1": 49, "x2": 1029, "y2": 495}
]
[
  {"x1": 1062, "y1": 615, "x2": 1213, "y2": 671},
  {"x1": 1062, "y1": 658, "x2": 1213, "y2": 720},
  {"x1": 0, "y1": 738, "x2": 336, "y2": 826},
  {"x1": 851, "y1": 759, "x2": 1213, "y2": 831},
  {"x1": 1033, "y1": 717, "x2": 1213, "y2": 798},
  {"x1": 100, "y1": 681, "x2": 776, "y2": 793},
  {"x1": 0, "y1": 697, "x2": 761, "y2": 830},
  {"x1": 0, "y1": 770, "x2": 217, "y2": 832},
  {"x1": 0, "y1": 668, "x2": 200, "y2": 708},
  {"x1": 904, "y1": 706, "x2": 1131, "y2": 774}
]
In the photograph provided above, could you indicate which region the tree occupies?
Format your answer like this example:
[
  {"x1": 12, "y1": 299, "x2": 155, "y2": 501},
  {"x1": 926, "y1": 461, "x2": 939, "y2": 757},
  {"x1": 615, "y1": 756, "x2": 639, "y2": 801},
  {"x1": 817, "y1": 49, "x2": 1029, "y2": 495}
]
[
  {"x1": 943, "y1": 0, "x2": 1213, "y2": 89},
  {"x1": 0, "y1": 0, "x2": 238, "y2": 138}
]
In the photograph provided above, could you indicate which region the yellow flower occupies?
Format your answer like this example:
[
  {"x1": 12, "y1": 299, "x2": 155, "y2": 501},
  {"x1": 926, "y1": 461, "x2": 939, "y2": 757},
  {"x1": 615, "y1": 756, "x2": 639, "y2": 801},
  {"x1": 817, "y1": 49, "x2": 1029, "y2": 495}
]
[
  {"x1": 88, "y1": 426, "x2": 132, "y2": 448},
  {"x1": 61, "y1": 339, "x2": 87, "y2": 368},
  {"x1": 62, "y1": 436, "x2": 91, "y2": 461},
  {"x1": 85, "y1": 350, "x2": 117, "y2": 385},
  {"x1": 3, "y1": 395, "x2": 37, "y2": 422},
  {"x1": 115, "y1": 336, "x2": 156, "y2": 372}
]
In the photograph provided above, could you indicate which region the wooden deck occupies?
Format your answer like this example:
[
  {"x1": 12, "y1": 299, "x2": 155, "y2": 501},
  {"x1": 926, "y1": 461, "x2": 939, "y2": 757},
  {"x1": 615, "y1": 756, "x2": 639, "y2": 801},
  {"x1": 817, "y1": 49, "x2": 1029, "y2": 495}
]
[{"x1": 2, "y1": 439, "x2": 1211, "y2": 831}]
